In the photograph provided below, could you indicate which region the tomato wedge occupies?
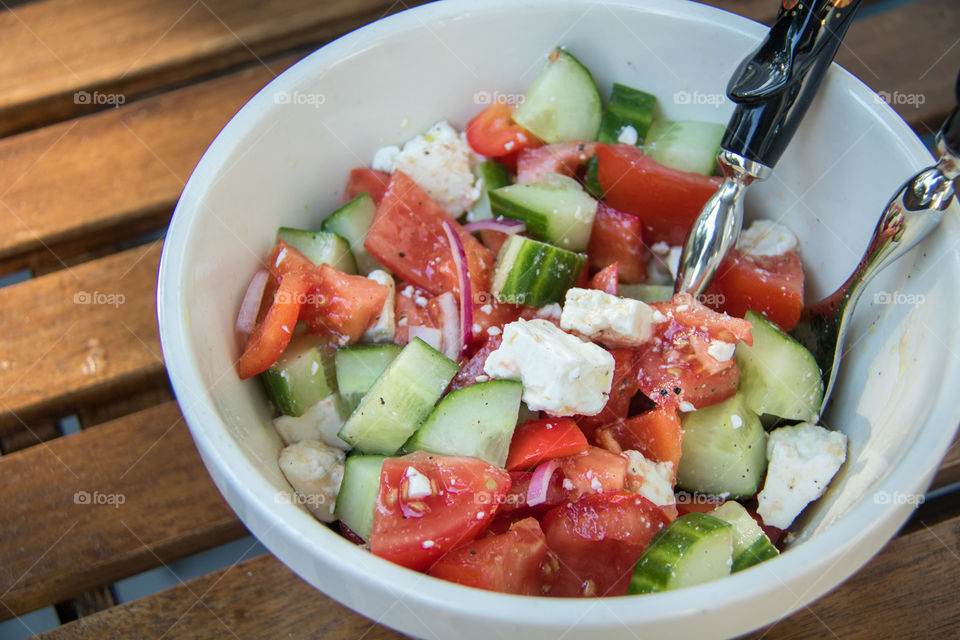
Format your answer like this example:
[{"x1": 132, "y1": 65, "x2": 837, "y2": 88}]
[
  {"x1": 299, "y1": 263, "x2": 389, "y2": 343},
  {"x1": 598, "y1": 407, "x2": 683, "y2": 477},
  {"x1": 371, "y1": 451, "x2": 511, "y2": 572},
  {"x1": 498, "y1": 470, "x2": 567, "y2": 516},
  {"x1": 558, "y1": 446, "x2": 627, "y2": 500},
  {"x1": 236, "y1": 272, "x2": 309, "y2": 379},
  {"x1": 587, "y1": 203, "x2": 646, "y2": 283},
  {"x1": 466, "y1": 102, "x2": 541, "y2": 162},
  {"x1": 393, "y1": 281, "x2": 439, "y2": 345},
  {"x1": 344, "y1": 168, "x2": 390, "y2": 204},
  {"x1": 505, "y1": 418, "x2": 589, "y2": 472},
  {"x1": 516, "y1": 141, "x2": 596, "y2": 183},
  {"x1": 364, "y1": 171, "x2": 494, "y2": 298},
  {"x1": 575, "y1": 348, "x2": 640, "y2": 440},
  {"x1": 588, "y1": 262, "x2": 618, "y2": 295},
  {"x1": 428, "y1": 518, "x2": 555, "y2": 595},
  {"x1": 704, "y1": 249, "x2": 805, "y2": 331},
  {"x1": 595, "y1": 144, "x2": 722, "y2": 245},
  {"x1": 541, "y1": 492, "x2": 670, "y2": 597}
]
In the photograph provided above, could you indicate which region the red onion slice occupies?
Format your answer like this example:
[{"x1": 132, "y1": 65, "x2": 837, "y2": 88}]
[
  {"x1": 236, "y1": 269, "x2": 269, "y2": 337},
  {"x1": 526, "y1": 458, "x2": 560, "y2": 507},
  {"x1": 462, "y1": 218, "x2": 526, "y2": 234},
  {"x1": 408, "y1": 325, "x2": 443, "y2": 351},
  {"x1": 436, "y1": 291, "x2": 460, "y2": 361},
  {"x1": 441, "y1": 220, "x2": 473, "y2": 353}
]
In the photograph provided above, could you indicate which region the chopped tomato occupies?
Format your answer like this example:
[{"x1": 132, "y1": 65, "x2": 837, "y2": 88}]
[
  {"x1": 587, "y1": 203, "x2": 646, "y2": 283},
  {"x1": 541, "y1": 492, "x2": 670, "y2": 597},
  {"x1": 266, "y1": 239, "x2": 316, "y2": 283},
  {"x1": 558, "y1": 446, "x2": 627, "y2": 500},
  {"x1": 516, "y1": 141, "x2": 596, "y2": 183},
  {"x1": 370, "y1": 451, "x2": 511, "y2": 572},
  {"x1": 658, "y1": 293, "x2": 754, "y2": 345},
  {"x1": 466, "y1": 102, "x2": 542, "y2": 162},
  {"x1": 429, "y1": 518, "x2": 556, "y2": 595},
  {"x1": 478, "y1": 229, "x2": 509, "y2": 255},
  {"x1": 364, "y1": 171, "x2": 494, "y2": 298},
  {"x1": 450, "y1": 334, "x2": 501, "y2": 389},
  {"x1": 595, "y1": 144, "x2": 722, "y2": 245},
  {"x1": 588, "y1": 262, "x2": 618, "y2": 295},
  {"x1": 576, "y1": 349, "x2": 640, "y2": 440},
  {"x1": 298, "y1": 264, "x2": 389, "y2": 343},
  {"x1": 471, "y1": 297, "x2": 523, "y2": 340},
  {"x1": 344, "y1": 168, "x2": 390, "y2": 204},
  {"x1": 704, "y1": 249, "x2": 805, "y2": 331},
  {"x1": 599, "y1": 407, "x2": 683, "y2": 477},
  {"x1": 236, "y1": 272, "x2": 309, "y2": 379},
  {"x1": 505, "y1": 418, "x2": 589, "y2": 472},
  {"x1": 675, "y1": 495, "x2": 725, "y2": 516},
  {"x1": 498, "y1": 470, "x2": 568, "y2": 516}
]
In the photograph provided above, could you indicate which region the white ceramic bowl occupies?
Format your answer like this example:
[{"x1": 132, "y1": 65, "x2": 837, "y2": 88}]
[{"x1": 157, "y1": 1, "x2": 960, "y2": 638}]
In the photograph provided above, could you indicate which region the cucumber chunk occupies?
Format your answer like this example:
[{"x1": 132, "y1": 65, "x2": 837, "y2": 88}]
[
  {"x1": 260, "y1": 335, "x2": 337, "y2": 417},
  {"x1": 404, "y1": 379, "x2": 522, "y2": 467},
  {"x1": 276, "y1": 227, "x2": 357, "y2": 274},
  {"x1": 334, "y1": 344, "x2": 402, "y2": 413},
  {"x1": 512, "y1": 49, "x2": 602, "y2": 144},
  {"x1": 492, "y1": 234, "x2": 586, "y2": 308},
  {"x1": 489, "y1": 173, "x2": 598, "y2": 251},
  {"x1": 644, "y1": 119, "x2": 725, "y2": 175},
  {"x1": 334, "y1": 454, "x2": 385, "y2": 542},
  {"x1": 628, "y1": 512, "x2": 733, "y2": 594},
  {"x1": 676, "y1": 393, "x2": 768, "y2": 498},
  {"x1": 710, "y1": 501, "x2": 779, "y2": 572},
  {"x1": 597, "y1": 82, "x2": 657, "y2": 145},
  {"x1": 337, "y1": 338, "x2": 458, "y2": 455},
  {"x1": 735, "y1": 310, "x2": 824, "y2": 422},
  {"x1": 468, "y1": 161, "x2": 514, "y2": 222},
  {"x1": 618, "y1": 283, "x2": 673, "y2": 304},
  {"x1": 321, "y1": 193, "x2": 385, "y2": 274}
]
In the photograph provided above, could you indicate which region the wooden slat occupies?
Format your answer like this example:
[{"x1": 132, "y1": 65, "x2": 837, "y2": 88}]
[
  {"x1": 36, "y1": 553, "x2": 406, "y2": 640},
  {"x1": 0, "y1": 401, "x2": 246, "y2": 620},
  {"x1": 0, "y1": 243, "x2": 163, "y2": 435},
  {"x1": 0, "y1": 53, "x2": 301, "y2": 275},
  {"x1": 0, "y1": 418, "x2": 60, "y2": 454},
  {"x1": 77, "y1": 383, "x2": 175, "y2": 429},
  {"x1": 0, "y1": 0, "x2": 407, "y2": 136}
]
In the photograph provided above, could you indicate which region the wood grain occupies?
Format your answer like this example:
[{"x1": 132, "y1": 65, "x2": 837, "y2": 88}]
[
  {"x1": 932, "y1": 432, "x2": 960, "y2": 490},
  {"x1": 36, "y1": 553, "x2": 406, "y2": 640},
  {"x1": 0, "y1": 0, "x2": 407, "y2": 136},
  {"x1": 0, "y1": 401, "x2": 246, "y2": 621},
  {"x1": 0, "y1": 243, "x2": 164, "y2": 435}
]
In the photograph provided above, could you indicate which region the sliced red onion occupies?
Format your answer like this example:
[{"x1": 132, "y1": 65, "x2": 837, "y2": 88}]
[
  {"x1": 236, "y1": 269, "x2": 269, "y2": 337},
  {"x1": 526, "y1": 458, "x2": 560, "y2": 507},
  {"x1": 408, "y1": 325, "x2": 443, "y2": 351},
  {"x1": 436, "y1": 291, "x2": 461, "y2": 361},
  {"x1": 441, "y1": 220, "x2": 473, "y2": 353},
  {"x1": 462, "y1": 218, "x2": 527, "y2": 234}
]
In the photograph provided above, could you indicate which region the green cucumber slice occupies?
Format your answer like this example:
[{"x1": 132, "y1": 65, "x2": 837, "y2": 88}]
[
  {"x1": 735, "y1": 310, "x2": 824, "y2": 422},
  {"x1": 337, "y1": 338, "x2": 458, "y2": 455},
  {"x1": 676, "y1": 393, "x2": 768, "y2": 498},
  {"x1": 277, "y1": 227, "x2": 357, "y2": 274},
  {"x1": 492, "y1": 234, "x2": 586, "y2": 308},
  {"x1": 628, "y1": 512, "x2": 733, "y2": 594},
  {"x1": 512, "y1": 49, "x2": 602, "y2": 144},
  {"x1": 618, "y1": 283, "x2": 673, "y2": 304},
  {"x1": 404, "y1": 379, "x2": 522, "y2": 467},
  {"x1": 321, "y1": 193, "x2": 385, "y2": 274},
  {"x1": 260, "y1": 335, "x2": 337, "y2": 417},
  {"x1": 489, "y1": 173, "x2": 598, "y2": 251},
  {"x1": 333, "y1": 454, "x2": 385, "y2": 541},
  {"x1": 710, "y1": 501, "x2": 779, "y2": 572},
  {"x1": 468, "y1": 161, "x2": 514, "y2": 222},
  {"x1": 597, "y1": 82, "x2": 657, "y2": 144},
  {"x1": 334, "y1": 343, "x2": 402, "y2": 414},
  {"x1": 644, "y1": 118, "x2": 725, "y2": 175}
]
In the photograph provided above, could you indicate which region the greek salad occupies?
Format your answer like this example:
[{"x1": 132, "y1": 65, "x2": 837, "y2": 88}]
[{"x1": 236, "y1": 48, "x2": 848, "y2": 597}]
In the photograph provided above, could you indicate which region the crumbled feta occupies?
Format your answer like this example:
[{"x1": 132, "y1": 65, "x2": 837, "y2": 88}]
[
  {"x1": 730, "y1": 414, "x2": 743, "y2": 430},
  {"x1": 377, "y1": 120, "x2": 480, "y2": 217},
  {"x1": 421, "y1": 539, "x2": 435, "y2": 549},
  {"x1": 678, "y1": 401, "x2": 696, "y2": 412},
  {"x1": 560, "y1": 287, "x2": 655, "y2": 347},
  {"x1": 483, "y1": 319, "x2": 615, "y2": 416},
  {"x1": 487, "y1": 326, "x2": 501, "y2": 336},
  {"x1": 707, "y1": 339, "x2": 736, "y2": 362},
  {"x1": 616, "y1": 125, "x2": 639, "y2": 145},
  {"x1": 278, "y1": 440, "x2": 346, "y2": 522},
  {"x1": 535, "y1": 303, "x2": 562, "y2": 320},
  {"x1": 622, "y1": 450, "x2": 676, "y2": 507},
  {"x1": 647, "y1": 242, "x2": 684, "y2": 284},
  {"x1": 737, "y1": 219, "x2": 798, "y2": 257},
  {"x1": 362, "y1": 270, "x2": 396, "y2": 343},
  {"x1": 273, "y1": 395, "x2": 351, "y2": 450},
  {"x1": 757, "y1": 423, "x2": 847, "y2": 529},
  {"x1": 404, "y1": 466, "x2": 433, "y2": 499}
]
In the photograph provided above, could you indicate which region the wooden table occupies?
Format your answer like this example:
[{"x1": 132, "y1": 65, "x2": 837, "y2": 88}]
[{"x1": 0, "y1": 1, "x2": 957, "y2": 638}]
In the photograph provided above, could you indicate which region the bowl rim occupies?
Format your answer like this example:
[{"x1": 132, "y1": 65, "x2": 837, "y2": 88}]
[{"x1": 158, "y1": 0, "x2": 960, "y2": 634}]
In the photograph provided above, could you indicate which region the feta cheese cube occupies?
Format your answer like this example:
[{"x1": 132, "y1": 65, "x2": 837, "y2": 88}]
[
  {"x1": 622, "y1": 450, "x2": 676, "y2": 507},
  {"x1": 707, "y1": 339, "x2": 736, "y2": 362},
  {"x1": 362, "y1": 270, "x2": 396, "y2": 342},
  {"x1": 278, "y1": 440, "x2": 346, "y2": 522},
  {"x1": 483, "y1": 318, "x2": 614, "y2": 416},
  {"x1": 737, "y1": 219, "x2": 798, "y2": 257},
  {"x1": 757, "y1": 423, "x2": 847, "y2": 529},
  {"x1": 272, "y1": 395, "x2": 351, "y2": 450},
  {"x1": 560, "y1": 287, "x2": 655, "y2": 347},
  {"x1": 371, "y1": 145, "x2": 400, "y2": 173}
]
